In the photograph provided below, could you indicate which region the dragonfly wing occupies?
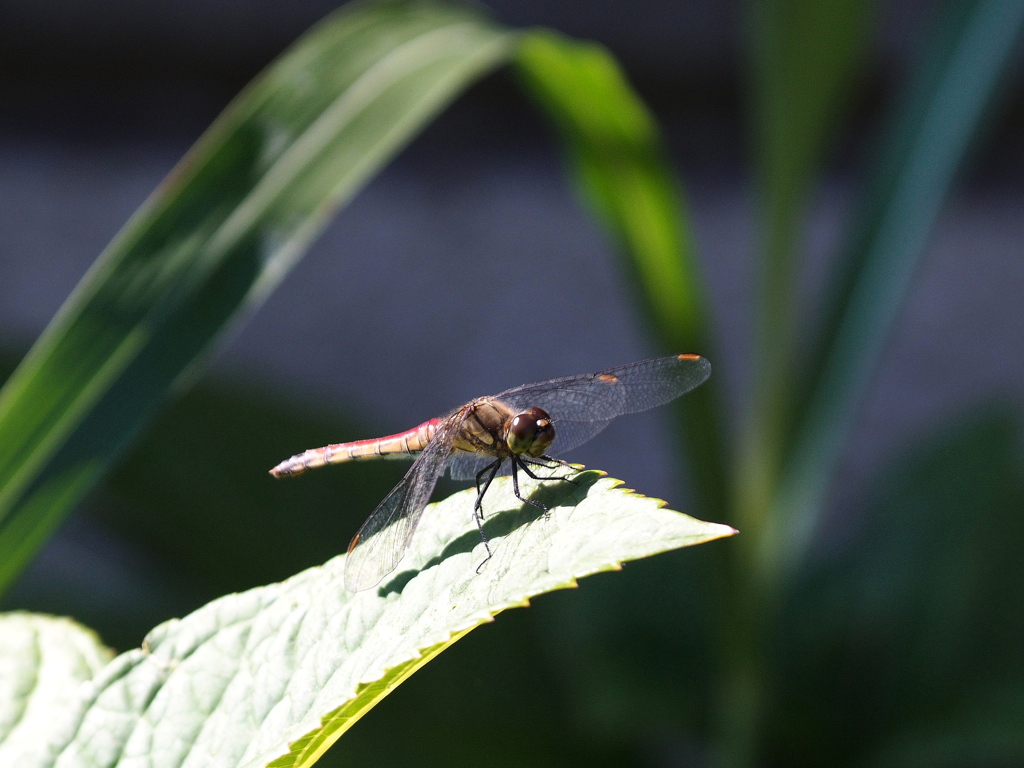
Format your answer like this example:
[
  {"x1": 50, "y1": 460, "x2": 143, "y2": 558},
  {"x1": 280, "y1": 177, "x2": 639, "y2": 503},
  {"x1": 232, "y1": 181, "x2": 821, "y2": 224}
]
[
  {"x1": 543, "y1": 418, "x2": 614, "y2": 455},
  {"x1": 344, "y1": 417, "x2": 461, "y2": 591},
  {"x1": 494, "y1": 355, "x2": 711, "y2": 453},
  {"x1": 497, "y1": 372, "x2": 628, "y2": 423},
  {"x1": 496, "y1": 355, "x2": 711, "y2": 420},
  {"x1": 447, "y1": 451, "x2": 505, "y2": 481}
]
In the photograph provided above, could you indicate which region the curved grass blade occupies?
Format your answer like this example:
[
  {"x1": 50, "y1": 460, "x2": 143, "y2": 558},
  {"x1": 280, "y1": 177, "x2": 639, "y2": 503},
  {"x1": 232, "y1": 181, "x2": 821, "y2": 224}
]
[
  {"x1": 0, "y1": 0, "x2": 516, "y2": 596},
  {"x1": 12, "y1": 475, "x2": 733, "y2": 768},
  {"x1": 515, "y1": 31, "x2": 727, "y2": 515},
  {"x1": 716, "y1": 3, "x2": 874, "y2": 762},
  {"x1": 737, "y1": 0, "x2": 873, "y2": 527},
  {"x1": 772, "y1": 0, "x2": 1024, "y2": 574}
]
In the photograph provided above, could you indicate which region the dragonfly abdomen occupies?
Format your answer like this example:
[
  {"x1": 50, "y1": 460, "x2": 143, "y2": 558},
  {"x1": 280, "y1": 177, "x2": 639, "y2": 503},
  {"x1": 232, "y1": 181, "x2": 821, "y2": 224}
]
[{"x1": 269, "y1": 419, "x2": 440, "y2": 477}]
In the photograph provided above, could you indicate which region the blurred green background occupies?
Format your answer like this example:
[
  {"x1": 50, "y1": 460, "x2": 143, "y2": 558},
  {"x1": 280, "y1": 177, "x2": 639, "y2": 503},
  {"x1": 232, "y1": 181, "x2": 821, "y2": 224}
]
[{"x1": 1, "y1": 0, "x2": 1023, "y2": 766}]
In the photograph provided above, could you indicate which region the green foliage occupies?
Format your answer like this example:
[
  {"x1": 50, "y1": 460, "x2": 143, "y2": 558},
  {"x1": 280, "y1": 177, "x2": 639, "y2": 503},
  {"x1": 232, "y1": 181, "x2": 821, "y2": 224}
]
[
  {"x1": 518, "y1": 0, "x2": 1024, "y2": 766},
  {"x1": 741, "y1": 0, "x2": 875, "y2": 525},
  {"x1": 516, "y1": 32, "x2": 728, "y2": 516},
  {"x1": 0, "y1": 0, "x2": 516, "y2": 597},
  {"x1": 0, "y1": 614, "x2": 113, "y2": 764},
  {"x1": 772, "y1": 410, "x2": 1024, "y2": 766},
  {"x1": 1, "y1": 0, "x2": 1023, "y2": 766},
  {"x1": 777, "y1": 0, "x2": 1024, "y2": 563},
  {"x1": 2, "y1": 477, "x2": 731, "y2": 768}
]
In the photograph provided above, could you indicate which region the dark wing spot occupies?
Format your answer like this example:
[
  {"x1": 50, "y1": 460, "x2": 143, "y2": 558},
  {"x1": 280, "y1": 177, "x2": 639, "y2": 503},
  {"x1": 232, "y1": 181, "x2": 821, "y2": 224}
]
[
  {"x1": 598, "y1": 374, "x2": 618, "y2": 383},
  {"x1": 677, "y1": 353, "x2": 702, "y2": 361},
  {"x1": 347, "y1": 534, "x2": 360, "y2": 554}
]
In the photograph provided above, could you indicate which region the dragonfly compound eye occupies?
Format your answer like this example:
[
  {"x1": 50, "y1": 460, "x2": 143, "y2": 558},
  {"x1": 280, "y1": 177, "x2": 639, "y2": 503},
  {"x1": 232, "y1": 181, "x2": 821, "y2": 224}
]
[{"x1": 505, "y1": 406, "x2": 555, "y2": 457}]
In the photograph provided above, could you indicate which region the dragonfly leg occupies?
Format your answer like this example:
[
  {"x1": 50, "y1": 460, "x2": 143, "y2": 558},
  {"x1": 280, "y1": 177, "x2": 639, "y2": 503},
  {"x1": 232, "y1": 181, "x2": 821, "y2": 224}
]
[
  {"x1": 474, "y1": 459, "x2": 503, "y2": 518},
  {"x1": 471, "y1": 459, "x2": 501, "y2": 573},
  {"x1": 521, "y1": 455, "x2": 582, "y2": 485},
  {"x1": 473, "y1": 517, "x2": 493, "y2": 573},
  {"x1": 512, "y1": 458, "x2": 551, "y2": 516}
]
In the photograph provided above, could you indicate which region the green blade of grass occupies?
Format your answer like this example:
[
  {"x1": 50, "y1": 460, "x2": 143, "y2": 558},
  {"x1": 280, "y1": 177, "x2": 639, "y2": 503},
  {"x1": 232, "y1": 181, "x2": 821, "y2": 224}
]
[
  {"x1": 515, "y1": 31, "x2": 727, "y2": 517},
  {"x1": 771, "y1": 0, "x2": 1024, "y2": 575},
  {"x1": 10, "y1": 476, "x2": 733, "y2": 768},
  {"x1": 720, "y1": 3, "x2": 874, "y2": 765},
  {"x1": 738, "y1": 0, "x2": 873, "y2": 537},
  {"x1": 0, "y1": 0, "x2": 516, "y2": 596}
]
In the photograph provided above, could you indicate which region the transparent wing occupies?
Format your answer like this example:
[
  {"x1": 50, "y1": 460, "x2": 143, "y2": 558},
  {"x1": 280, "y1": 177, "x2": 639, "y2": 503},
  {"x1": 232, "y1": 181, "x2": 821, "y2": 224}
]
[
  {"x1": 538, "y1": 418, "x2": 615, "y2": 456},
  {"x1": 493, "y1": 354, "x2": 711, "y2": 454},
  {"x1": 447, "y1": 450, "x2": 508, "y2": 481},
  {"x1": 344, "y1": 417, "x2": 461, "y2": 591}
]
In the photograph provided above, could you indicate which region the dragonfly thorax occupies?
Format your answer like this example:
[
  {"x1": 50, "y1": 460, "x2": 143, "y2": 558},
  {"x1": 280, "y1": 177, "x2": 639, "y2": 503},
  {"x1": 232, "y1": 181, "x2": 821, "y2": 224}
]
[{"x1": 504, "y1": 406, "x2": 555, "y2": 458}]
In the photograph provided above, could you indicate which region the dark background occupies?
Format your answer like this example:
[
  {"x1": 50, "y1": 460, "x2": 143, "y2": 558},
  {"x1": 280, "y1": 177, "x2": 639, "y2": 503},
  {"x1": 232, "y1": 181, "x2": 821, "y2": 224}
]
[
  {"x1": 3, "y1": 0, "x2": 1021, "y2": 505},
  {"x1": 2, "y1": 0, "x2": 1023, "y2": 765}
]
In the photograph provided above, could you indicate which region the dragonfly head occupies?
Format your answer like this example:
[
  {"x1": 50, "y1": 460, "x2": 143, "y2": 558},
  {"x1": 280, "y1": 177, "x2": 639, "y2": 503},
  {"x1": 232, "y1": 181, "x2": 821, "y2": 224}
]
[{"x1": 505, "y1": 406, "x2": 555, "y2": 457}]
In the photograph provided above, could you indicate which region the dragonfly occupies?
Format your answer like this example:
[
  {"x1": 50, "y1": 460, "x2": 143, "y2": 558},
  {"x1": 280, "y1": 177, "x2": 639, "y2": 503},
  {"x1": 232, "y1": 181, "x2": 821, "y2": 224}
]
[{"x1": 270, "y1": 353, "x2": 711, "y2": 591}]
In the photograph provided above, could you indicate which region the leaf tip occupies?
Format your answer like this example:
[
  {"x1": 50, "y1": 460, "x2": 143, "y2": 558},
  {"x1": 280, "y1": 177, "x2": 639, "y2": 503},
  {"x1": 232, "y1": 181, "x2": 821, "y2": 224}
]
[{"x1": 712, "y1": 523, "x2": 739, "y2": 540}]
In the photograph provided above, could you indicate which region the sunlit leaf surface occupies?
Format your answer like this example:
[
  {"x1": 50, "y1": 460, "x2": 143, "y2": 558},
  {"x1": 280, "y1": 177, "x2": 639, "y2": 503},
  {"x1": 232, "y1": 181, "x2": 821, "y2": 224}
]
[
  {"x1": 10, "y1": 475, "x2": 731, "y2": 768},
  {"x1": 0, "y1": 614, "x2": 113, "y2": 764}
]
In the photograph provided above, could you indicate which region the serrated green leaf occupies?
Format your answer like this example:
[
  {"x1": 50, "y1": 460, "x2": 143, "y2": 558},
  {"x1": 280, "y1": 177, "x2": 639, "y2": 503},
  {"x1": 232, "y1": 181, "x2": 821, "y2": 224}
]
[
  {"x1": 27, "y1": 474, "x2": 732, "y2": 768},
  {"x1": 0, "y1": 613, "x2": 113, "y2": 763},
  {"x1": 0, "y1": 0, "x2": 516, "y2": 597}
]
